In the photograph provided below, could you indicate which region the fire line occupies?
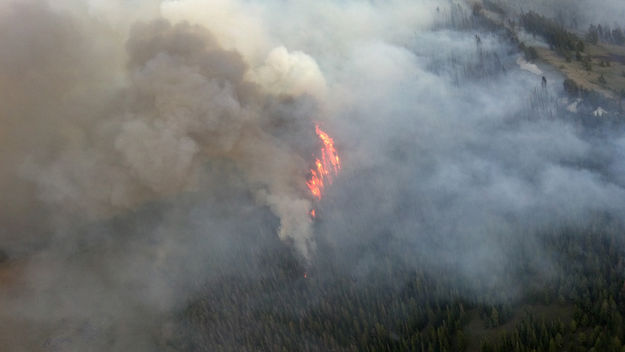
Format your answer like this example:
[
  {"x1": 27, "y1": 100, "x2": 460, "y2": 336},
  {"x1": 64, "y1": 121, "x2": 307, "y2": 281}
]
[{"x1": 307, "y1": 124, "x2": 341, "y2": 213}]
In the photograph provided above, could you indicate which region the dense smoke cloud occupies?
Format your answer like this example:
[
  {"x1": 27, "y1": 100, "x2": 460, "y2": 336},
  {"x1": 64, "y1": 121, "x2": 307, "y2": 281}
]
[
  {"x1": 2, "y1": 0, "x2": 625, "y2": 350},
  {"x1": 1, "y1": 0, "x2": 325, "y2": 259}
]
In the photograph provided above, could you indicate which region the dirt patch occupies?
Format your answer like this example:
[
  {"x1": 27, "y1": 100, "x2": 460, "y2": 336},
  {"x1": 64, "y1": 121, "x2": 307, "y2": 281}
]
[{"x1": 595, "y1": 54, "x2": 625, "y2": 65}]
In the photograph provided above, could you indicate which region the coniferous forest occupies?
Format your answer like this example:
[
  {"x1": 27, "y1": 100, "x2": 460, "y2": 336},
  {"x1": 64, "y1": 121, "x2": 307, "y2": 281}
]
[
  {"x1": 4, "y1": 1, "x2": 625, "y2": 351},
  {"x1": 164, "y1": 220, "x2": 625, "y2": 351}
]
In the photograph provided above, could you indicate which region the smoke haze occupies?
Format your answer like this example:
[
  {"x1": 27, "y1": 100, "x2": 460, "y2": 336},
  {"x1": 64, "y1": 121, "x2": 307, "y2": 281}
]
[
  {"x1": 487, "y1": 0, "x2": 625, "y2": 29},
  {"x1": 2, "y1": 0, "x2": 625, "y2": 350}
]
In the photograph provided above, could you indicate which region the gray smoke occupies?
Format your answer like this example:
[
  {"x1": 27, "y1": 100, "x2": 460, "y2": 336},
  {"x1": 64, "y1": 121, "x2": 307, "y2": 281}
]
[
  {"x1": 1, "y1": 0, "x2": 322, "y2": 259},
  {"x1": 2, "y1": 0, "x2": 625, "y2": 350}
]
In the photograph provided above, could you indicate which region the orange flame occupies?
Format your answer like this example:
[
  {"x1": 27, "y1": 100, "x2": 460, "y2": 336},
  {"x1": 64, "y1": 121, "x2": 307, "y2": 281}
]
[{"x1": 306, "y1": 124, "x2": 341, "y2": 201}]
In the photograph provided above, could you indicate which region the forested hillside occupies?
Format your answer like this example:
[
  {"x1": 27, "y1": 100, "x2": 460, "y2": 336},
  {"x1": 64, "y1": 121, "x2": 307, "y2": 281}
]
[
  {"x1": 168, "y1": 220, "x2": 625, "y2": 351},
  {"x1": 3, "y1": 1, "x2": 625, "y2": 351}
]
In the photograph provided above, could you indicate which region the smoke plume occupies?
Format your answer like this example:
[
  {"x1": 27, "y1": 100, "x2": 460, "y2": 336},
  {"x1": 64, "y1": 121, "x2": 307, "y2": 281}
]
[{"x1": 2, "y1": 0, "x2": 625, "y2": 350}]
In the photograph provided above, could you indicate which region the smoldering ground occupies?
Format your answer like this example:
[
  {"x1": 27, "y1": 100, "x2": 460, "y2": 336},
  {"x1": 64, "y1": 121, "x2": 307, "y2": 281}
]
[{"x1": 2, "y1": 0, "x2": 625, "y2": 350}]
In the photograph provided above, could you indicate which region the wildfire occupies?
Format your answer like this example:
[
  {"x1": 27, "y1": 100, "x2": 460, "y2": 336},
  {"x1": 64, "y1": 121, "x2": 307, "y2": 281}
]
[{"x1": 306, "y1": 124, "x2": 341, "y2": 202}]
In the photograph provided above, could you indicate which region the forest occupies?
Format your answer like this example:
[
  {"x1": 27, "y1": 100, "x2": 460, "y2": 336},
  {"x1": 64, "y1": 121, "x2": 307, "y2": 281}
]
[
  {"x1": 3, "y1": 1, "x2": 625, "y2": 351},
  {"x1": 164, "y1": 218, "x2": 625, "y2": 351}
]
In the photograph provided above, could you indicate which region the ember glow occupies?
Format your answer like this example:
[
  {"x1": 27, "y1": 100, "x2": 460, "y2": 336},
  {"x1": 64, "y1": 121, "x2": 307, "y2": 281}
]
[{"x1": 306, "y1": 125, "x2": 341, "y2": 201}]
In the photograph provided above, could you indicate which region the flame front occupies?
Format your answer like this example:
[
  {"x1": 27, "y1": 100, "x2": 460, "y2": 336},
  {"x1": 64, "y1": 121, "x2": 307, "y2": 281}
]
[{"x1": 306, "y1": 124, "x2": 341, "y2": 202}]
